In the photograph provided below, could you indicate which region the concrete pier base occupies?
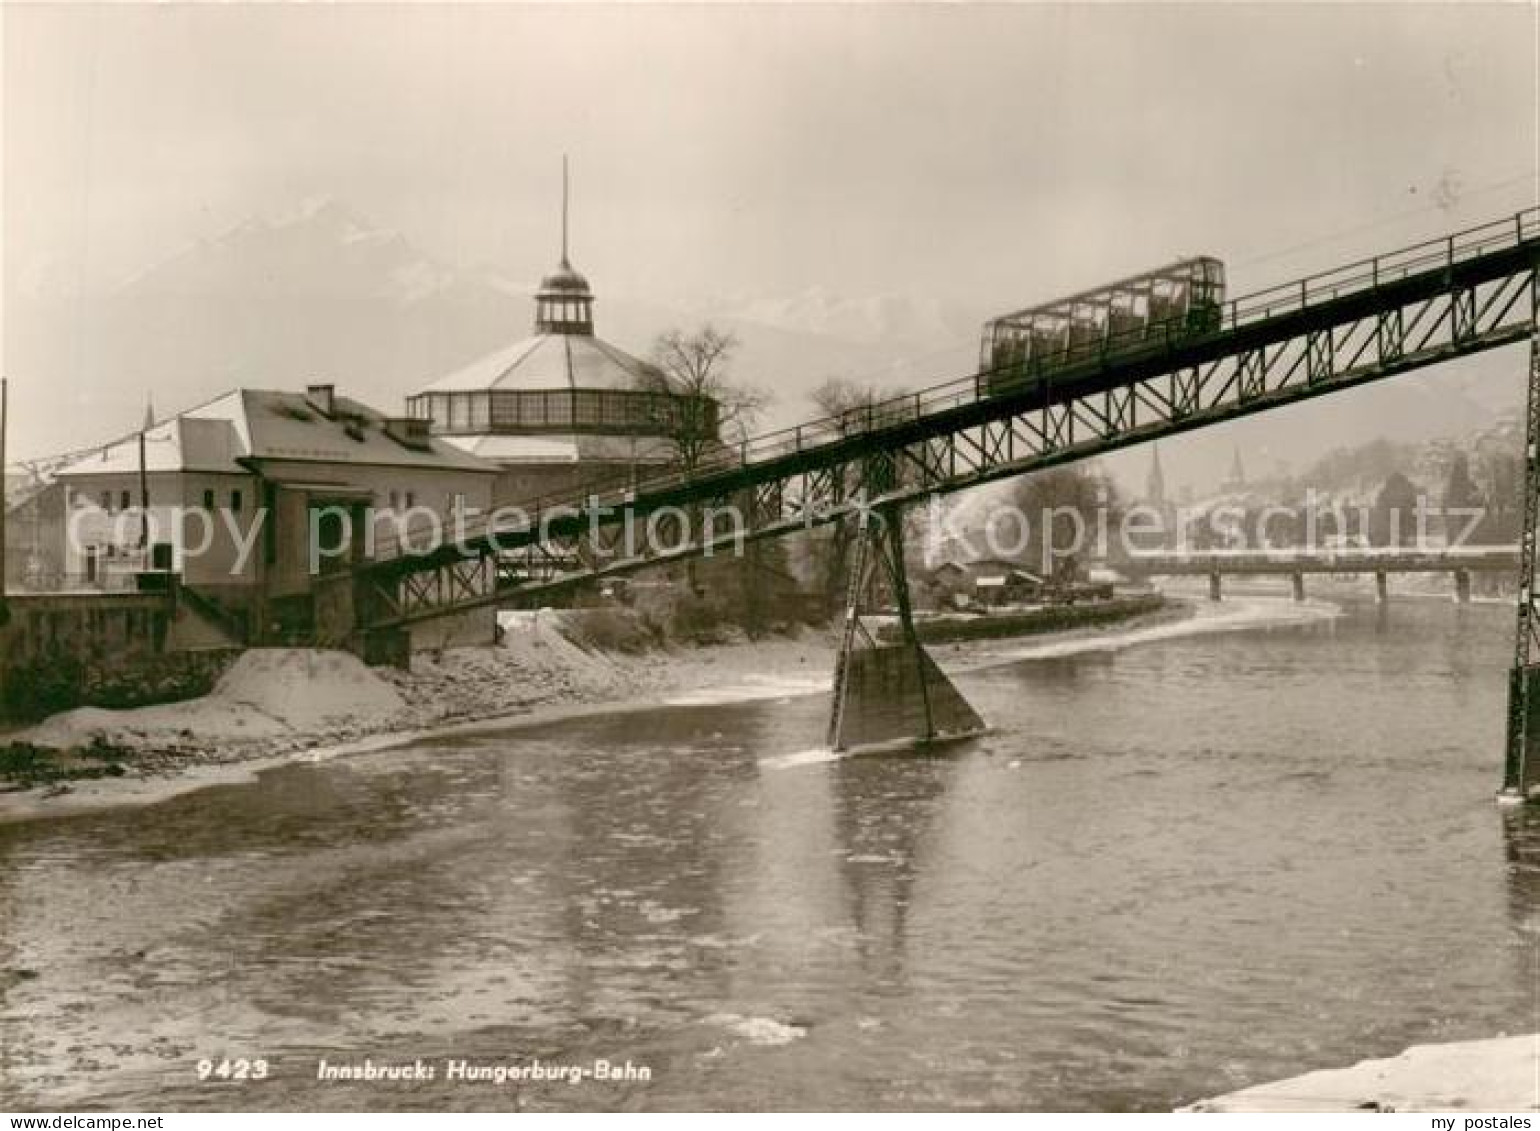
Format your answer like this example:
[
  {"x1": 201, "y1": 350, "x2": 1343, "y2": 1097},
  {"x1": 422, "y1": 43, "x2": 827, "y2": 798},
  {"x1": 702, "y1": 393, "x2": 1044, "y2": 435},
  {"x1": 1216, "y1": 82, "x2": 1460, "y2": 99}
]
[
  {"x1": 1503, "y1": 664, "x2": 1540, "y2": 799},
  {"x1": 1374, "y1": 571, "x2": 1389, "y2": 603},
  {"x1": 1207, "y1": 572, "x2": 1222, "y2": 602},
  {"x1": 1455, "y1": 569, "x2": 1472, "y2": 604},
  {"x1": 1290, "y1": 572, "x2": 1305, "y2": 602},
  {"x1": 826, "y1": 503, "x2": 985, "y2": 753},
  {"x1": 829, "y1": 643, "x2": 985, "y2": 752}
]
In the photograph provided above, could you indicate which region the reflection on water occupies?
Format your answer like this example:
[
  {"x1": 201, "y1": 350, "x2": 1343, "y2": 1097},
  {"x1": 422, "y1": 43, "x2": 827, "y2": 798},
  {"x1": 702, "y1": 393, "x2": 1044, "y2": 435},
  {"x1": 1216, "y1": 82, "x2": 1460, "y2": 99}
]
[
  {"x1": 1, "y1": 598, "x2": 1536, "y2": 1111},
  {"x1": 1502, "y1": 803, "x2": 1540, "y2": 949}
]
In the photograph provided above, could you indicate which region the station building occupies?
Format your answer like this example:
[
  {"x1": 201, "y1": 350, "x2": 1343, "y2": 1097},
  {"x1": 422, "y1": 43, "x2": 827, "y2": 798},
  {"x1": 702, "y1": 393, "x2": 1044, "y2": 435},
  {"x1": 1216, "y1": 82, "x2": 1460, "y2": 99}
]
[{"x1": 41, "y1": 384, "x2": 498, "y2": 645}]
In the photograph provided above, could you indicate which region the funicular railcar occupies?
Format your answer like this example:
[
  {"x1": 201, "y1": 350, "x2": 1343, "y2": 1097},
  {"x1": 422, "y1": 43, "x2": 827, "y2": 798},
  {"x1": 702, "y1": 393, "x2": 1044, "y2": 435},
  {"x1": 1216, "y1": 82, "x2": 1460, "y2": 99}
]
[{"x1": 978, "y1": 257, "x2": 1226, "y2": 396}]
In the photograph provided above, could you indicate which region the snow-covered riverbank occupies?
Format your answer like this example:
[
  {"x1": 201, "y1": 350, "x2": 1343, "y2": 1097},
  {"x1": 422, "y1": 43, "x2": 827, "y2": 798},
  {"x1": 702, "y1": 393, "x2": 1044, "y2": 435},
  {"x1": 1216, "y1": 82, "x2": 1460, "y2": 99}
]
[
  {"x1": 0, "y1": 596, "x2": 1333, "y2": 824},
  {"x1": 1182, "y1": 1033, "x2": 1539, "y2": 1112}
]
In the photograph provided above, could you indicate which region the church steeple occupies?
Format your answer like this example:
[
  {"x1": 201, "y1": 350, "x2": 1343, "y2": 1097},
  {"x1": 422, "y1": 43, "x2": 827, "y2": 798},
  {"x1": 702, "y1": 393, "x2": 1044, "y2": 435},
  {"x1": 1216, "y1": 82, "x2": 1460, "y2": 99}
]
[
  {"x1": 1225, "y1": 443, "x2": 1246, "y2": 490},
  {"x1": 534, "y1": 156, "x2": 595, "y2": 335}
]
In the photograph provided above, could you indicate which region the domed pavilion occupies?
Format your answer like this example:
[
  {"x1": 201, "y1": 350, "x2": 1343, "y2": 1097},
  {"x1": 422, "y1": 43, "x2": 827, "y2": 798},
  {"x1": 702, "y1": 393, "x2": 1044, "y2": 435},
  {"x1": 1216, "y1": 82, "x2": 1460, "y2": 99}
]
[{"x1": 405, "y1": 171, "x2": 715, "y2": 506}]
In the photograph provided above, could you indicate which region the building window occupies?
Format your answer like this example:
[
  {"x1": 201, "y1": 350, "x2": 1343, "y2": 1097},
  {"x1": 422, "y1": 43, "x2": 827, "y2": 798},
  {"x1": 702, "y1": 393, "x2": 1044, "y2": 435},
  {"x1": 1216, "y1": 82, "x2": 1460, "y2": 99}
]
[
  {"x1": 405, "y1": 490, "x2": 416, "y2": 509},
  {"x1": 100, "y1": 491, "x2": 112, "y2": 512},
  {"x1": 469, "y1": 393, "x2": 490, "y2": 430},
  {"x1": 492, "y1": 392, "x2": 521, "y2": 430},
  {"x1": 230, "y1": 489, "x2": 243, "y2": 513},
  {"x1": 547, "y1": 392, "x2": 573, "y2": 427},
  {"x1": 120, "y1": 489, "x2": 131, "y2": 510},
  {"x1": 203, "y1": 489, "x2": 215, "y2": 510},
  {"x1": 388, "y1": 490, "x2": 400, "y2": 510}
]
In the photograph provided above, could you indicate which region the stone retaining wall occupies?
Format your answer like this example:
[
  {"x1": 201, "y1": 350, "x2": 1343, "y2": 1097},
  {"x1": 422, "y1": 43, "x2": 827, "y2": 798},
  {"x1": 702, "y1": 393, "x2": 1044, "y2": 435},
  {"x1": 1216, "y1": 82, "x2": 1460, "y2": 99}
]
[{"x1": 0, "y1": 592, "x2": 241, "y2": 719}]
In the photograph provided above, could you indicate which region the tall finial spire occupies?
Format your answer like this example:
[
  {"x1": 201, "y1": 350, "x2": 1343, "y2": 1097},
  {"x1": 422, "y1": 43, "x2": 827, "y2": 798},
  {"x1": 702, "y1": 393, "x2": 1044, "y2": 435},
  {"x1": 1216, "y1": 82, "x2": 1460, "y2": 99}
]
[
  {"x1": 534, "y1": 156, "x2": 595, "y2": 335},
  {"x1": 561, "y1": 154, "x2": 570, "y2": 267}
]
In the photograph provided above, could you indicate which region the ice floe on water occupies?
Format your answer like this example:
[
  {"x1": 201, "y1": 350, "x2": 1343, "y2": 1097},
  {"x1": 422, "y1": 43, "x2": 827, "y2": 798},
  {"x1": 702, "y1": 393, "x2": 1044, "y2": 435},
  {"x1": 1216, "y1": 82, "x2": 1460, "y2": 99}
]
[
  {"x1": 637, "y1": 899, "x2": 688, "y2": 924},
  {"x1": 976, "y1": 597, "x2": 1340, "y2": 666},
  {"x1": 662, "y1": 676, "x2": 828, "y2": 707},
  {"x1": 758, "y1": 746, "x2": 843, "y2": 770},
  {"x1": 705, "y1": 1013, "x2": 808, "y2": 1046}
]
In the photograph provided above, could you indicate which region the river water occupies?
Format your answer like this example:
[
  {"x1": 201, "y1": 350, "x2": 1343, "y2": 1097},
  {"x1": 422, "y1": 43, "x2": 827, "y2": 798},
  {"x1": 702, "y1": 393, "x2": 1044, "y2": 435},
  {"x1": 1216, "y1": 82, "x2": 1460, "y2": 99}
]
[{"x1": 2, "y1": 597, "x2": 1537, "y2": 1111}]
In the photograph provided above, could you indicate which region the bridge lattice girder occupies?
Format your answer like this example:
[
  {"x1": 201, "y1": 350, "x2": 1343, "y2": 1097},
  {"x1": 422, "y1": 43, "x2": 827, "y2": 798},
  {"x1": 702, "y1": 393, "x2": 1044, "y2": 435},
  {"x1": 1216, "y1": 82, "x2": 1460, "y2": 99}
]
[{"x1": 352, "y1": 214, "x2": 1540, "y2": 630}]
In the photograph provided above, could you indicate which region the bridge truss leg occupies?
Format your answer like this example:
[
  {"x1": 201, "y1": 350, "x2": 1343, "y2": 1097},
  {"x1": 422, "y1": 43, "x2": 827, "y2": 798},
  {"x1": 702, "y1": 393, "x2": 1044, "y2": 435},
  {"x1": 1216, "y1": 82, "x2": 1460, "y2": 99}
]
[
  {"x1": 826, "y1": 505, "x2": 985, "y2": 752},
  {"x1": 1503, "y1": 323, "x2": 1540, "y2": 802}
]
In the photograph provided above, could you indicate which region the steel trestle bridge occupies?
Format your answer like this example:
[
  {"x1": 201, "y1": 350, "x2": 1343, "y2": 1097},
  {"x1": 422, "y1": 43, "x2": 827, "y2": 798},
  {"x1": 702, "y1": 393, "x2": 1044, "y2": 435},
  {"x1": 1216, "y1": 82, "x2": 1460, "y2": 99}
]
[{"x1": 333, "y1": 208, "x2": 1540, "y2": 793}]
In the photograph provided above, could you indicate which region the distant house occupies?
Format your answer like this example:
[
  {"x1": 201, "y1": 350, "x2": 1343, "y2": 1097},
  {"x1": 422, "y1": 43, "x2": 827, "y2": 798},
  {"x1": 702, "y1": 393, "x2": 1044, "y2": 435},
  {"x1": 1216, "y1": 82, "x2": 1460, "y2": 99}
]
[
  {"x1": 976, "y1": 568, "x2": 1047, "y2": 607},
  {"x1": 930, "y1": 560, "x2": 971, "y2": 594},
  {"x1": 930, "y1": 557, "x2": 1046, "y2": 607},
  {"x1": 46, "y1": 383, "x2": 499, "y2": 646}
]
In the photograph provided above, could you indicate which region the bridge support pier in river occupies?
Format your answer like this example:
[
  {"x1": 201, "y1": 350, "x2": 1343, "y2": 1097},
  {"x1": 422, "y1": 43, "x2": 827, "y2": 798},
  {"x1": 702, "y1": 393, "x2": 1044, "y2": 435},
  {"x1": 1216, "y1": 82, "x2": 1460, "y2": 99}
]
[
  {"x1": 1375, "y1": 571, "x2": 1389, "y2": 604},
  {"x1": 1503, "y1": 325, "x2": 1540, "y2": 803},
  {"x1": 1454, "y1": 570, "x2": 1472, "y2": 604},
  {"x1": 1290, "y1": 572, "x2": 1306, "y2": 602},
  {"x1": 1208, "y1": 573, "x2": 1222, "y2": 602},
  {"x1": 826, "y1": 504, "x2": 985, "y2": 752}
]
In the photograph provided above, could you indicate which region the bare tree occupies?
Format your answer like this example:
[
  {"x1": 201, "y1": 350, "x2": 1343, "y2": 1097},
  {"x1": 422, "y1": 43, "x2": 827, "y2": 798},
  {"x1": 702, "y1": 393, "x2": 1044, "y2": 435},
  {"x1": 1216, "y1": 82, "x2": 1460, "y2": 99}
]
[
  {"x1": 812, "y1": 376, "x2": 925, "y2": 437},
  {"x1": 642, "y1": 325, "x2": 768, "y2": 472},
  {"x1": 812, "y1": 376, "x2": 882, "y2": 425},
  {"x1": 999, "y1": 463, "x2": 1119, "y2": 579},
  {"x1": 641, "y1": 324, "x2": 776, "y2": 621}
]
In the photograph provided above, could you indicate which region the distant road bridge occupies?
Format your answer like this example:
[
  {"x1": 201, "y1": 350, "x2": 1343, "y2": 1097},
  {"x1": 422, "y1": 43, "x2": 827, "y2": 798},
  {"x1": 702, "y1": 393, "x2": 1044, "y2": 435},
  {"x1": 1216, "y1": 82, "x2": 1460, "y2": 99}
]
[
  {"x1": 1123, "y1": 545, "x2": 1520, "y2": 602},
  {"x1": 324, "y1": 208, "x2": 1540, "y2": 794}
]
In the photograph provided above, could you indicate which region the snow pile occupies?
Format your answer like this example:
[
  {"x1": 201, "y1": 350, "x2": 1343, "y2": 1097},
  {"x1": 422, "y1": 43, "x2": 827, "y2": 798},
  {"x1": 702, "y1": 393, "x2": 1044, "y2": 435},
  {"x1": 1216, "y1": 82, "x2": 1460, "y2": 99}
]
[
  {"x1": 24, "y1": 649, "x2": 406, "y2": 749},
  {"x1": 1183, "y1": 1033, "x2": 1539, "y2": 1112},
  {"x1": 497, "y1": 609, "x2": 624, "y2": 684},
  {"x1": 211, "y1": 649, "x2": 405, "y2": 728}
]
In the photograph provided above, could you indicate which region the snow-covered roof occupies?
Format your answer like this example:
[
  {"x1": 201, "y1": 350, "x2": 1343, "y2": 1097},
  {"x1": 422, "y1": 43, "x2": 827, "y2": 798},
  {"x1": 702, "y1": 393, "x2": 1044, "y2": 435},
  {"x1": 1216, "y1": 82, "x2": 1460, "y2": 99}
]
[
  {"x1": 417, "y1": 332, "x2": 674, "y2": 394},
  {"x1": 56, "y1": 388, "x2": 497, "y2": 478}
]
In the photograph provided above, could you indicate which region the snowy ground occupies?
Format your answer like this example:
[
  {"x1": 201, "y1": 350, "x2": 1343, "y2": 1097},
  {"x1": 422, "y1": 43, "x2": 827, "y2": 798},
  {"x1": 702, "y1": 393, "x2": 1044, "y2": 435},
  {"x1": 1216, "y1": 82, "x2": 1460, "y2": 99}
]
[{"x1": 1183, "y1": 1033, "x2": 1539, "y2": 1112}]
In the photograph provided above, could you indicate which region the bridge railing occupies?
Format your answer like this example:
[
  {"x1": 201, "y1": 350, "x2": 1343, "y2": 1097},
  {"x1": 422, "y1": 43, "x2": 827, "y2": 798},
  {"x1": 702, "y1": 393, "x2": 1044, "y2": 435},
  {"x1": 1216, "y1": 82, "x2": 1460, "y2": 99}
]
[
  {"x1": 370, "y1": 208, "x2": 1539, "y2": 566},
  {"x1": 1125, "y1": 544, "x2": 1521, "y2": 568},
  {"x1": 1229, "y1": 208, "x2": 1540, "y2": 324}
]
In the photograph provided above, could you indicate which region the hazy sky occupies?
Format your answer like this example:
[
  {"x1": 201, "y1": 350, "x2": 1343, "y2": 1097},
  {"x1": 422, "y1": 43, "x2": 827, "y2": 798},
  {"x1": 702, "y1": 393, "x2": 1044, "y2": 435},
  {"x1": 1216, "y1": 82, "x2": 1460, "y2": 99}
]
[
  {"x1": 7, "y1": 3, "x2": 1535, "y2": 302},
  {"x1": 3, "y1": 3, "x2": 1537, "y2": 469}
]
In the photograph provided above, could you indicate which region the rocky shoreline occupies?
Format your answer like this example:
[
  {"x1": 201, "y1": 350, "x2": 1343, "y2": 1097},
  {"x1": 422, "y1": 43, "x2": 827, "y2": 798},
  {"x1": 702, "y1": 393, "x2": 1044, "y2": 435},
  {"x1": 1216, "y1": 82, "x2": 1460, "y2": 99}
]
[{"x1": 0, "y1": 611, "x2": 840, "y2": 819}]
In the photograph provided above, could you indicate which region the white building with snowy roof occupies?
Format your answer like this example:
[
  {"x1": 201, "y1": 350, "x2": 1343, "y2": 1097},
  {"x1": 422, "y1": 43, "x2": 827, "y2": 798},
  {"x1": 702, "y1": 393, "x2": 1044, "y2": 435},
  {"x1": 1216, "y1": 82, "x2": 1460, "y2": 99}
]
[{"x1": 46, "y1": 384, "x2": 497, "y2": 645}]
